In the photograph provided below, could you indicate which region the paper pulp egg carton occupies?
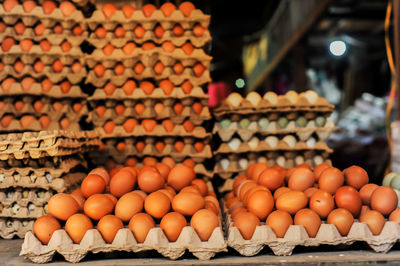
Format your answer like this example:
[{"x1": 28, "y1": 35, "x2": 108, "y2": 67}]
[
  {"x1": 87, "y1": 31, "x2": 212, "y2": 48},
  {"x1": 0, "y1": 154, "x2": 84, "y2": 169},
  {"x1": 0, "y1": 65, "x2": 87, "y2": 84},
  {"x1": 0, "y1": 82, "x2": 86, "y2": 98},
  {"x1": 86, "y1": 47, "x2": 212, "y2": 69},
  {"x1": 0, "y1": 218, "x2": 34, "y2": 239},
  {"x1": 0, "y1": 3, "x2": 86, "y2": 30},
  {"x1": 86, "y1": 8, "x2": 209, "y2": 32},
  {"x1": 0, "y1": 117, "x2": 81, "y2": 133},
  {"x1": 85, "y1": 67, "x2": 211, "y2": 88},
  {"x1": 223, "y1": 201, "x2": 400, "y2": 256},
  {"x1": 0, "y1": 188, "x2": 53, "y2": 209},
  {"x1": 0, "y1": 201, "x2": 47, "y2": 219}
]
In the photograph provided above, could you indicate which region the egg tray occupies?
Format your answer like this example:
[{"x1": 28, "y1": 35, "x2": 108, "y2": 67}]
[
  {"x1": 85, "y1": 47, "x2": 212, "y2": 69},
  {"x1": 0, "y1": 201, "x2": 47, "y2": 219},
  {"x1": 0, "y1": 82, "x2": 87, "y2": 98},
  {"x1": 223, "y1": 201, "x2": 400, "y2": 256},
  {"x1": 0, "y1": 154, "x2": 85, "y2": 169},
  {"x1": 97, "y1": 123, "x2": 211, "y2": 139},
  {"x1": 85, "y1": 67, "x2": 211, "y2": 88},
  {"x1": 0, "y1": 65, "x2": 87, "y2": 85},
  {"x1": 87, "y1": 31, "x2": 212, "y2": 48},
  {"x1": 0, "y1": 4, "x2": 86, "y2": 29},
  {"x1": 0, "y1": 119, "x2": 82, "y2": 134},
  {"x1": 0, "y1": 218, "x2": 34, "y2": 239},
  {"x1": 0, "y1": 188, "x2": 53, "y2": 209},
  {"x1": 213, "y1": 97, "x2": 334, "y2": 118},
  {"x1": 86, "y1": 8, "x2": 209, "y2": 31}
]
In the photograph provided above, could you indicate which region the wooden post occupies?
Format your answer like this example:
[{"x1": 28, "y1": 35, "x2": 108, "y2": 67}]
[{"x1": 395, "y1": 0, "x2": 400, "y2": 119}]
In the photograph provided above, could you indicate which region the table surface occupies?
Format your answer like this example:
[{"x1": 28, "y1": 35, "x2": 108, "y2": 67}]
[{"x1": 4, "y1": 239, "x2": 400, "y2": 265}]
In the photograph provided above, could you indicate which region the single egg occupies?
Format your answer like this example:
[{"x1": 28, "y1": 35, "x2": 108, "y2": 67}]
[
  {"x1": 128, "y1": 213, "x2": 155, "y2": 243},
  {"x1": 97, "y1": 215, "x2": 124, "y2": 243},
  {"x1": 114, "y1": 191, "x2": 143, "y2": 222}
]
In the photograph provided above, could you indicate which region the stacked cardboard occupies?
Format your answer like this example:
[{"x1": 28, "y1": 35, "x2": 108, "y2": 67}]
[
  {"x1": 86, "y1": 2, "x2": 212, "y2": 176},
  {"x1": 213, "y1": 91, "x2": 336, "y2": 191}
]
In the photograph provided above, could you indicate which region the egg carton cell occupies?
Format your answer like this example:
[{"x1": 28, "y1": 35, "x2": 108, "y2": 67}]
[
  {"x1": 0, "y1": 188, "x2": 53, "y2": 208},
  {"x1": 87, "y1": 31, "x2": 211, "y2": 48},
  {"x1": 0, "y1": 117, "x2": 83, "y2": 134},
  {"x1": 223, "y1": 202, "x2": 400, "y2": 256},
  {"x1": 85, "y1": 67, "x2": 211, "y2": 88},
  {"x1": 0, "y1": 218, "x2": 34, "y2": 239},
  {"x1": 0, "y1": 202, "x2": 47, "y2": 219},
  {"x1": 0, "y1": 154, "x2": 85, "y2": 169},
  {"x1": 0, "y1": 4, "x2": 86, "y2": 29},
  {"x1": 0, "y1": 65, "x2": 87, "y2": 84}
]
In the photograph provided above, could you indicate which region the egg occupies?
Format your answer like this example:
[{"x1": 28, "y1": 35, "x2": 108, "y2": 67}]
[
  {"x1": 60, "y1": 81, "x2": 71, "y2": 94},
  {"x1": 294, "y1": 208, "x2": 321, "y2": 237},
  {"x1": 83, "y1": 194, "x2": 114, "y2": 220},
  {"x1": 167, "y1": 164, "x2": 195, "y2": 191},
  {"x1": 114, "y1": 191, "x2": 143, "y2": 222},
  {"x1": 33, "y1": 215, "x2": 61, "y2": 244},
  {"x1": 313, "y1": 164, "x2": 331, "y2": 181},
  {"x1": 343, "y1": 166, "x2": 369, "y2": 190},
  {"x1": 204, "y1": 195, "x2": 220, "y2": 212},
  {"x1": 114, "y1": 64, "x2": 125, "y2": 76},
  {"x1": 94, "y1": 64, "x2": 106, "y2": 77},
  {"x1": 335, "y1": 186, "x2": 362, "y2": 217},
  {"x1": 246, "y1": 92, "x2": 262, "y2": 106},
  {"x1": 42, "y1": 1, "x2": 56, "y2": 14},
  {"x1": 81, "y1": 174, "x2": 106, "y2": 198},
  {"x1": 181, "y1": 185, "x2": 201, "y2": 195},
  {"x1": 73, "y1": 25, "x2": 84, "y2": 36},
  {"x1": 382, "y1": 172, "x2": 399, "y2": 186},
  {"x1": 123, "y1": 42, "x2": 136, "y2": 55},
  {"x1": 359, "y1": 183, "x2": 379, "y2": 205},
  {"x1": 359, "y1": 210, "x2": 385, "y2": 235},
  {"x1": 161, "y1": 2, "x2": 176, "y2": 16},
  {"x1": 65, "y1": 214, "x2": 93, "y2": 244},
  {"x1": 193, "y1": 24, "x2": 206, "y2": 36},
  {"x1": 389, "y1": 208, "x2": 400, "y2": 222},
  {"x1": 153, "y1": 61, "x2": 165, "y2": 74},
  {"x1": 70, "y1": 193, "x2": 85, "y2": 211},
  {"x1": 172, "y1": 191, "x2": 204, "y2": 216},
  {"x1": 122, "y1": 118, "x2": 138, "y2": 133},
  {"x1": 181, "y1": 80, "x2": 193, "y2": 94},
  {"x1": 121, "y1": 80, "x2": 136, "y2": 95},
  {"x1": 172, "y1": 24, "x2": 184, "y2": 37},
  {"x1": 128, "y1": 213, "x2": 155, "y2": 243},
  {"x1": 54, "y1": 24, "x2": 64, "y2": 34},
  {"x1": 179, "y1": 1, "x2": 195, "y2": 16},
  {"x1": 183, "y1": 120, "x2": 194, "y2": 132},
  {"x1": 104, "y1": 193, "x2": 118, "y2": 206},
  {"x1": 23, "y1": 0, "x2": 36, "y2": 12},
  {"x1": 1, "y1": 115, "x2": 14, "y2": 128},
  {"x1": 2, "y1": 78, "x2": 15, "y2": 91},
  {"x1": 285, "y1": 91, "x2": 299, "y2": 104},
  {"x1": 134, "y1": 25, "x2": 145, "y2": 38},
  {"x1": 97, "y1": 215, "x2": 124, "y2": 243},
  {"x1": 95, "y1": 27, "x2": 107, "y2": 39},
  {"x1": 142, "y1": 3, "x2": 156, "y2": 17},
  {"x1": 102, "y1": 43, "x2": 114, "y2": 56},
  {"x1": 327, "y1": 208, "x2": 354, "y2": 236},
  {"x1": 273, "y1": 187, "x2": 291, "y2": 200},
  {"x1": 14, "y1": 61, "x2": 25, "y2": 73},
  {"x1": 102, "y1": 3, "x2": 117, "y2": 18},
  {"x1": 21, "y1": 77, "x2": 34, "y2": 91},
  {"x1": 122, "y1": 5, "x2": 135, "y2": 18},
  {"x1": 233, "y1": 211, "x2": 260, "y2": 240},
  {"x1": 48, "y1": 193, "x2": 79, "y2": 221},
  {"x1": 144, "y1": 191, "x2": 170, "y2": 219},
  {"x1": 193, "y1": 63, "x2": 205, "y2": 77},
  {"x1": 303, "y1": 90, "x2": 319, "y2": 103},
  {"x1": 104, "y1": 82, "x2": 116, "y2": 96},
  {"x1": 248, "y1": 163, "x2": 268, "y2": 182},
  {"x1": 288, "y1": 168, "x2": 314, "y2": 191},
  {"x1": 114, "y1": 26, "x2": 126, "y2": 38},
  {"x1": 227, "y1": 93, "x2": 243, "y2": 107},
  {"x1": 190, "y1": 209, "x2": 219, "y2": 241},
  {"x1": 160, "y1": 212, "x2": 187, "y2": 242},
  {"x1": 246, "y1": 189, "x2": 274, "y2": 220},
  {"x1": 276, "y1": 190, "x2": 308, "y2": 215},
  {"x1": 309, "y1": 190, "x2": 334, "y2": 219},
  {"x1": 191, "y1": 179, "x2": 208, "y2": 196},
  {"x1": 318, "y1": 167, "x2": 344, "y2": 194},
  {"x1": 265, "y1": 210, "x2": 293, "y2": 238},
  {"x1": 162, "y1": 157, "x2": 176, "y2": 169},
  {"x1": 183, "y1": 158, "x2": 196, "y2": 168},
  {"x1": 370, "y1": 186, "x2": 398, "y2": 216},
  {"x1": 125, "y1": 157, "x2": 137, "y2": 167},
  {"x1": 138, "y1": 168, "x2": 165, "y2": 193},
  {"x1": 34, "y1": 24, "x2": 45, "y2": 36}
]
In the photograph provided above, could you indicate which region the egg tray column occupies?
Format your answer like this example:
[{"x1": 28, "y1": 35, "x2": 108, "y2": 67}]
[
  {"x1": 84, "y1": 2, "x2": 213, "y2": 178},
  {"x1": 0, "y1": 130, "x2": 100, "y2": 239},
  {"x1": 212, "y1": 91, "x2": 337, "y2": 192},
  {"x1": 0, "y1": 1, "x2": 88, "y2": 132}
]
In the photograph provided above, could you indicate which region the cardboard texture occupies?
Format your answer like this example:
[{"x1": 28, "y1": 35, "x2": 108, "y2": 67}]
[
  {"x1": 0, "y1": 82, "x2": 87, "y2": 98},
  {"x1": 0, "y1": 218, "x2": 34, "y2": 239},
  {"x1": 0, "y1": 154, "x2": 84, "y2": 169},
  {"x1": 223, "y1": 200, "x2": 400, "y2": 256},
  {"x1": 0, "y1": 202, "x2": 47, "y2": 219},
  {"x1": 0, "y1": 189, "x2": 52, "y2": 208},
  {"x1": 0, "y1": 119, "x2": 81, "y2": 133}
]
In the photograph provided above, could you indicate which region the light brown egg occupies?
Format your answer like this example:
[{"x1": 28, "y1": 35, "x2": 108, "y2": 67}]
[
  {"x1": 95, "y1": 27, "x2": 107, "y2": 39},
  {"x1": 162, "y1": 157, "x2": 176, "y2": 168},
  {"x1": 142, "y1": 4, "x2": 156, "y2": 17},
  {"x1": 138, "y1": 168, "x2": 165, "y2": 193},
  {"x1": 48, "y1": 193, "x2": 79, "y2": 221},
  {"x1": 110, "y1": 169, "x2": 137, "y2": 197},
  {"x1": 190, "y1": 209, "x2": 219, "y2": 241},
  {"x1": 122, "y1": 118, "x2": 138, "y2": 133},
  {"x1": 144, "y1": 191, "x2": 170, "y2": 219},
  {"x1": 134, "y1": 25, "x2": 145, "y2": 38},
  {"x1": 248, "y1": 163, "x2": 268, "y2": 182},
  {"x1": 33, "y1": 215, "x2": 61, "y2": 244},
  {"x1": 389, "y1": 208, "x2": 400, "y2": 223},
  {"x1": 162, "y1": 41, "x2": 175, "y2": 52},
  {"x1": 42, "y1": 1, "x2": 56, "y2": 14},
  {"x1": 65, "y1": 213, "x2": 93, "y2": 244},
  {"x1": 288, "y1": 168, "x2": 315, "y2": 191},
  {"x1": 134, "y1": 62, "x2": 145, "y2": 74},
  {"x1": 81, "y1": 174, "x2": 106, "y2": 198},
  {"x1": 161, "y1": 2, "x2": 176, "y2": 17},
  {"x1": 23, "y1": 0, "x2": 36, "y2": 13},
  {"x1": 335, "y1": 186, "x2": 362, "y2": 217},
  {"x1": 318, "y1": 167, "x2": 344, "y2": 194},
  {"x1": 370, "y1": 186, "x2": 398, "y2": 216},
  {"x1": 172, "y1": 191, "x2": 205, "y2": 216},
  {"x1": 258, "y1": 168, "x2": 284, "y2": 191},
  {"x1": 247, "y1": 189, "x2": 274, "y2": 220},
  {"x1": 115, "y1": 191, "x2": 143, "y2": 222},
  {"x1": 343, "y1": 166, "x2": 369, "y2": 190},
  {"x1": 179, "y1": 1, "x2": 195, "y2": 17},
  {"x1": 97, "y1": 215, "x2": 124, "y2": 243},
  {"x1": 83, "y1": 194, "x2": 114, "y2": 220},
  {"x1": 173, "y1": 62, "x2": 184, "y2": 74},
  {"x1": 122, "y1": 5, "x2": 135, "y2": 18},
  {"x1": 122, "y1": 80, "x2": 136, "y2": 95},
  {"x1": 167, "y1": 164, "x2": 196, "y2": 191},
  {"x1": 102, "y1": 3, "x2": 117, "y2": 18},
  {"x1": 128, "y1": 213, "x2": 155, "y2": 243},
  {"x1": 181, "y1": 80, "x2": 193, "y2": 94},
  {"x1": 359, "y1": 183, "x2": 379, "y2": 205},
  {"x1": 154, "y1": 25, "x2": 165, "y2": 38},
  {"x1": 327, "y1": 208, "x2": 354, "y2": 236},
  {"x1": 172, "y1": 24, "x2": 184, "y2": 37},
  {"x1": 310, "y1": 190, "x2": 335, "y2": 219},
  {"x1": 60, "y1": 81, "x2": 71, "y2": 94},
  {"x1": 191, "y1": 179, "x2": 208, "y2": 196},
  {"x1": 294, "y1": 208, "x2": 321, "y2": 237},
  {"x1": 275, "y1": 190, "x2": 308, "y2": 215},
  {"x1": 160, "y1": 212, "x2": 187, "y2": 242},
  {"x1": 265, "y1": 210, "x2": 293, "y2": 238},
  {"x1": 233, "y1": 211, "x2": 260, "y2": 240},
  {"x1": 304, "y1": 187, "x2": 319, "y2": 198},
  {"x1": 155, "y1": 163, "x2": 170, "y2": 180},
  {"x1": 70, "y1": 193, "x2": 85, "y2": 211},
  {"x1": 114, "y1": 26, "x2": 126, "y2": 38},
  {"x1": 193, "y1": 63, "x2": 205, "y2": 77},
  {"x1": 359, "y1": 210, "x2": 385, "y2": 235}
]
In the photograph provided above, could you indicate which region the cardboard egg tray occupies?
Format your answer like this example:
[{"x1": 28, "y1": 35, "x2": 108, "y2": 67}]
[
  {"x1": 0, "y1": 201, "x2": 47, "y2": 219},
  {"x1": 223, "y1": 201, "x2": 400, "y2": 256},
  {"x1": 87, "y1": 31, "x2": 211, "y2": 48},
  {"x1": 86, "y1": 9, "x2": 209, "y2": 31},
  {"x1": 0, "y1": 118, "x2": 81, "y2": 133},
  {"x1": 0, "y1": 4, "x2": 86, "y2": 29},
  {"x1": 0, "y1": 218, "x2": 34, "y2": 239},
  {"x1": 97, "y1": 124, "x2": 211, "y2": 139},
  {"x1": 85, "y1": 67, "x2": 211, "y2": 88},
  {"x1": 214, "y1": 120, "x2": 336, "y2": 142},
  {"x1": 0, "y1": 65, "x2": 87, "y2": 85},
  {"x1": 85, "y1": 47, "x2": 212, "y2": 69},
  {"x1": 0, "y1": 188, "x2": 53, "y2": 209},
  {"x1": 0, "y1": 154, "x2": 84, "y2": 169},
  {"x1": 0, "y1": 82, "x2": 86, "y2": 98}
]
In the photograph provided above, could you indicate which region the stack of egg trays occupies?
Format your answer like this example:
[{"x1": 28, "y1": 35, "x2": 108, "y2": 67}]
[
  {"x1": 213, "y1": 92, "x2": 336, "y2": 190},
  {"x1": 86, "y1": 2, "x2": 213, "y2": 177},
  {"x1": 0, "y1": 1, "x2": 88, "y2": 132},
  {"x1": 0, "y1": 130, "x2": 100, "y2": 239}
]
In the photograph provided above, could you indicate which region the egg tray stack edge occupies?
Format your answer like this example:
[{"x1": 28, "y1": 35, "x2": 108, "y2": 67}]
[
  {"x1": 222, "y1": 200, "x2": 400, "y2": 256},
  {"x1": 0, "y1": 218, "x2": 34, "y2": 239}
]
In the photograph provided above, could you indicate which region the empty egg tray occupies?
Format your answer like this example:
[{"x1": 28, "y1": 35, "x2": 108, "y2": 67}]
[{"x1": 0, "y1": 218, "x2": 34, "y2": 239}]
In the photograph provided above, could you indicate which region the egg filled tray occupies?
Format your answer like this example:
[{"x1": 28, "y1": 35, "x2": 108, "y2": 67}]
[
  {"x1": 0, "y1": 118, "x2": 81, "y2": 133},
  {"x1": 223, "y1": 200, "x2": 400, "y2": 256},
  {"x1": 0, "y1": 188, "x2": 53, "y2": 209},
  {"x1": 0, "y1": 82, "x2": 87, "y2": 98},
  {"x1": 0, "y1": 154, "x2": 85, "y2": 169},
  {"x1": 20, "y1": 182, "x2": 227, "y2": 263},
  {"x1": 0, "y1": 218, "x2": 34, "y2": 239}
]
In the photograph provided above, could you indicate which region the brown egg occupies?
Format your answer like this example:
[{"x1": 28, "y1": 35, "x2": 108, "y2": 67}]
[
  {"x1": 114, "y1": 26, "x2": 126, "y2": 38},
  {"x1": 183, "y1": 120, "x2": 194, "y2": 132},
  {"x1": 142, "y1": 4, "x2": 156, "y2": 17},
  {"x1": 48, "y1": 193, "x2": 79, "y2": 221},
  {"x1": 233, "y1": 211, "x2": 260, "y2": 240},
  {"x1": 122, "y1": 80, "x2": 136, "y2": 95},
  {"x1": 110, "y1": 169, "x2": 137, "y2": 197},
  {"x1": 160, "y1": 2, "x2": 176, "y2": 17},
  {"x1": 115, "y1": 191, "x2": 143, "y2": 222},
  {"x1": 39, "y1": 116, "x2": 51, "y2": 129},
  {"x1": 327, "y1": 208, "x2": 354, "y2": 236},
  {"x1": 134, "y1": 25, "x2": 145, "y2": 38},
  {"x1": 190, "y1": 209, "x2": 219, "y2": 241},
  {"x1": 173, "y1": 62, "x2": 184, "y2": 74},
  {"x1": 180, "y1": 185, "x2": 201, "y2": 195},
  {"x1": 294, "y1": 208, "x2": 321, "y2": 237},
  {"x1": 128, "y1": 213, "x2": 155, "y2": 243},
  {"x1": 172, "y1": 191, "x2": 204, "y2": 216},
  {"x1": 156, "y1": 163, "x2": 171, "y2": 180},
  {"x1": 60, "y1": 1, "x2": 76, "y2": 17},
  {"x1": 343, "y1": 166, "x2": 369, "y2": 190},
  {"x1": 154, "y1": 141, "x2": 165, "y2": 153},
  {"x1": 304, "y1": 187, "x2": 318, "y2": 198},
  {"x1": 173, "y1": 24, "x2": 184, "y2": 37},
  {"x1": 162, "y1": 41, "x2": 175, "y2": 52},
  {"x1": 2, "y1": 77, "x2": 15, "y2": 91},
  {"x1": 226, "y1": 197, "x2": 240, "y2": 210},
  {"x1": 53, "y1": 101, "x2": 64, "y2": 112},
  {"x1": 94, "y1": 64, "x2": 106, "y2": 77},
  {"x1": 21, "y1": 77, "x2": 34, "y2": 91},
  {"x1": 65, "y1": 213, "x2": 93, "y2": 244},
  {"x1": 167, "y1": 164, "x2": 196, "y2": 191},
  {"x1": 154, "y1": 102, "x2": 165, "y2": 115},
  {"x1": 193, "y1": 63, "x2": 205, "y2": 77},
  {"x1": 102, "y1": 3, "x2": 117, "y2": 18},
  {"x1": 125, "y1": 157, "x2": 137, "y2": 167},
  {"x1": 21, "y1": 39, "x2": 33, "y2": 52},
  {"x1": 95, "y1": 27, "x2": 107, "y2": 39},
  {"x1": 144, "y1": 191, "x2": 171, "y2": 219},
  {"x1": 122, "y1": 118, "x2": 138, "y2": 133},
  {"x1": 276, "y1": 190, "x2": 308, "y2": 215},
  {"x1": 335, "y1": 186, "x2": 362, "y2": 217},
  {"x1": 310, "y1": 190, "x2": 335, "y2": 219},
  {"x1": 73, "y1": 103, "x2": 83, "y2": 113},
  {"x1": 42, "y1": 1, "x2": 56, "y2": 14},
  {"x1": 360, "y1": 205, "x2": 371, "y2": 218},
  {"x1": 158, "y1": 80, "x2": 173, "y2": 95},
  {"x1": 179, "y1": 1, "x2": 195, "y2": 16},
  {"x1": 70, "y1": 193, "x2": 85, "y2": 211},
  {"x1": 237, "y1": 181, "x2": 258, "y2": 201},
  {"x1": 191, "y1": 179, "x2": 208, "y2": 196},
  {"x1": 248, "y1": 163, "x2": 268, "y2": 182},
  {"x1": 153, "y1": 61, "x2": 164, "y2": 75},
  {"x1": 114, "y1": 64, "x2": 125, "y2": 76},
  {"x1": 14, "y1": 22, "x2": 26, "y2": 35},
  {"x1": 138, "y1": 168, "x2": 165, "y2": 193},
  {"x1": 154, "y1": 25, "x2": 165, "y2": 38},
  {"x1": 160, "y1": 212, "x2": 187, "y2": 242},
  {"x1": 39, "y1": 40, "x2": 51, "y2": 52},
  {"x1": 192, "y1": 102, "x2": 203, "y2": 115},
  {"x1": 194, "y1": 142, "x2": 204, "y2": 152},
  {"x1": 389, "y1": 208, "x2": 400, "y2": 222},
  {"x1": 52, "y1": 59, "x2": 64, "y2": 73},
  {"x1": 33, "y1": 215, "x2": 61, "y2": 244},
  {"x1": 158, "y1": 189, "x2": 175, "y2": 202},
  {"x1": 14, "y1": 101, "x2": 24, "y2": 112},
  {"x1": 97, "y1": 215, "x2": 124, "y2": 243},
  {"x1": 140, "y1": 81, "x2": 155, "y2": 95},
  {"x1": 247, "y1": 189, "x2": 274, "y2": 220},
  {"x1": 359, "y1": 183, "x2": 379, "y2": 205},
  {"x1": 288, "y1": 168, "x2": 314, "y2": 192},
  {"x1": 181, "y1": 80, "x2": 193, "y2": 94},
  {"x1": 122, "y1": 5, "x2": 135, "y2": 18},
  {"x1": 265, "y1": 210, "x2": 293, "y2": 238},
  {"x1": 231, "y1": 206, "x2": 247, "y2": 220},
  {"x1": 318, "y1": 167, "x2": 344, "y2": 194},
  {"x1": 34, "y1": 24, "x2": 46, "y2": 35},
  {"x1": 131, "y1": 190, "x2": 147, "y2": 201},
  {"x1": 1, "y1": 115, "x2": 14, "y2": 128},
  {"x1": 183, "y1": 158, "x2": 196, "y2": 168},
  {"x1": 61, "y1": 40, "x2": 72, "y2": 52},
  {"x1": 142, "y1": 42, "x2": 156, "y2": 50},
  {"x1": 162, "y1": 157, "x2": 176, "y2": 168},
  {"x1": 182, "y1": 42, "x2": 194, "y2": 55},
  {"x1": 102, "y1": 43, "x2": 114, "y2": 56},
  {"x1": 370, "y1": 186, "x2": 398, "y2": 216},
  {"x1": 23, "y1": 0, "x2": 37, "y2": 13},
  {"x1": 54, "y1": 24, "x2": 64, "y2": 34},
  {"x1": 313, "y1": 164, "x2": 331, "y2": 181},
  {"x1": 232, "y1": 176, "x2": 248, "y2": 194},
  {"x1": 162, "y1": 120, "x2": 175, "y2": 132},
  {"x1": 359, "y1": 210, "x2": 385, "y2": 235},
  {"x1": 134, "y1": 62, "x2": 145, "y2": 74},
  {"x1": 81, "y1": 174, "x2": 106, "y2": 198},
  {"x1": 273, "y1": 187, "x2": 291, "y2": 200},
  {"x1": 258, "y1": 168, "x2": 284, "y2": 191},
  {"x1": 60, "y1": 81, "x2": 71, "y2": 94},
  {"x1": 104, "y1": 193, "x2": 117, "y2": 206},
  {"x1": 14, "y1": 61, "x2": 25, "y2": 73},
  {"x1": 84, "y1": 194, "x2": 114, "y2": 220},
  {"x1": 135, "y1": 141, "x2": 145, "y2": 152}
]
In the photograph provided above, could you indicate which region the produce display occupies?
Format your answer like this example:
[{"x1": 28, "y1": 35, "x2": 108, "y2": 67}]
[
  {"x1": 213, "y1": 90, "x2": 336, "y2": 192},
  {"x1": 20, "y1": 163, "x2": 226, "y2": 263},
  {"x1": 224, "y1": 163, "x2": 400, "y2": 256}
]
